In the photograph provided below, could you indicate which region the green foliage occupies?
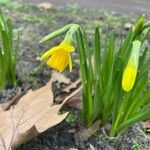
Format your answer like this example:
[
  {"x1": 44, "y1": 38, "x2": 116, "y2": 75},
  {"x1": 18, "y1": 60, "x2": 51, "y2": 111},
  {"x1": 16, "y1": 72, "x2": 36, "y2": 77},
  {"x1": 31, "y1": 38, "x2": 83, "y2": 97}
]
[
  {"x1": 40, "y1": 16, "x2": 150, "y2": 137},
  {"x1": 0, "y1": 0, "x2": 9, "y2": 4},
  {"x1": 65, "y1": 113, "x2": 77, "y2": 125},
  {"x1": 76, "y1": 16, "x2": 150, "y2": 136},
  {"x1": 132, "y1": 139, "x2": 143, "y2": 150},
  {"x1": 0, "y1": 10, "x2": 19, "y2": 90}
]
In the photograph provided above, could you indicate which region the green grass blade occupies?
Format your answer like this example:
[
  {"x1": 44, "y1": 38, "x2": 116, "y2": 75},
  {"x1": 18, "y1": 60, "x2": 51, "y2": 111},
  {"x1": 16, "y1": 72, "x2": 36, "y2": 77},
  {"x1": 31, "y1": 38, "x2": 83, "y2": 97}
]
[
  {"x1": 138, "y1": 47, "x2": 148, "y2": 72},
  {"x1": 120, "y1": 28, "x2": 133, "y2": 57},
  {"x1": 141, "y1": 28, "x2": 150, "y2": 43},
  {"x1": 102, "y1": 33, "x2": 115, "y2": 123},
  {"x1": 123, "y1": 72, "x2": 148, "y2": 121},
  {"x1": 92, "y1": 26, "x2": 102, "y2": 121},
  {"x1": 76, "y1": 28, "x2": 93, "y2": 127},
  {"x1": 115, "y1": 110, "x2": 150, "y2": 136},
  {"x1": 14, "y1": 30, "x2": 20, "y2": 67},
  {"x1": 94, "y1": 26, "x2": 101, "y2": 78},
  {"x1": 131, "y1": 88, "x2": 150, "y2": 116}
]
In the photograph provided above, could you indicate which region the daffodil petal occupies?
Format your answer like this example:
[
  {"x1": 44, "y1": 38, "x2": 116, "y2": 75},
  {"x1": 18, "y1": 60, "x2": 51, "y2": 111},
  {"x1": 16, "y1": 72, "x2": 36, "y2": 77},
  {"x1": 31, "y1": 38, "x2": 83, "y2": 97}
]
[
  {"x1": 40, "y1": 46, "x2": 59, "y2": 60},
  {"x1": 41, "y1": 39, "x2": 74, "y2": 72},
  {"x1": 68, "y1": 54, "x2": 72, "y2": 72},
  {"x1": 60, "y1": 43, "x2": 75, "y2": 52},
  {"x1": 46, "y1": 50, "x2": 69, "y2": 72}
]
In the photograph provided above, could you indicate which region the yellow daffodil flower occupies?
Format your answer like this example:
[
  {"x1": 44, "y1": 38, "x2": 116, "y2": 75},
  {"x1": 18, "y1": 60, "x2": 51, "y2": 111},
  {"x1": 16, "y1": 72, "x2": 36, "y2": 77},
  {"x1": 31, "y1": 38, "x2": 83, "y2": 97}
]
[
  {"x1": 40, "y1": 42, "x2": 74, "y2": 72},
  {"x1": 40, "y1": 24, "x2": 79, "y2": 72},
  {"x1": 122, "y1": 40, "x2": 141, "y2": 92}
]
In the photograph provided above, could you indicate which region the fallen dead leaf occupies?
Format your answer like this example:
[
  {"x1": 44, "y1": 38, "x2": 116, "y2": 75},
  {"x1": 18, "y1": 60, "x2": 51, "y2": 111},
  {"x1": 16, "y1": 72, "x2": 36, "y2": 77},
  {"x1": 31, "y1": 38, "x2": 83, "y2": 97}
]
[
  {"x1": 66, "y1": 89, "x2": 82, "y2": 109},
  {"x1": 0, "y1": 71, "x2": 78, "y2": 150},
  {"x1": 52, "y1": 71, "x2": 70, "y2": 84},
  {"x1": 89, "y1": 144, "x2": 96, "y2": 150},
  {"x1": 142, "y1": 120, "x2": 150, "y2": 132},
  {"x1": 79, "y1": 120, "x2": 101, "y2": 138},
  {"x1": 68, "y1": 128, "x2": 77, "y2": 133},
  {"x1": 37, "y1": 2, "x2": 53, "y2": 9},
  {"x1": 55, "y1": 78, "x2": 82, "y2": 108},
  {"x1": 62, "y1": 79, "x2": 82, "y2": 109},
  {"x1": 124, "y1": 22, "x2": 133, "y2": 30},
  {"x1": 63, "y1": 79, "x2": 81, "y2": 93},
  {"x1": 68, "y1": 148, "x2": 78, "y2": 150},
  {"x1": 0, "y1": 87, "x2": 28, "y2": 111}
]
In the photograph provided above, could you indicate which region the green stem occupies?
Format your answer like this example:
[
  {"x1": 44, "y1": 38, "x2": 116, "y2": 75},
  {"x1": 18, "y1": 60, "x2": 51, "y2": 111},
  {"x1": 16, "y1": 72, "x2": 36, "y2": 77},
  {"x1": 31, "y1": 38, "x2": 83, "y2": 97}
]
[{"x1": 110, "y1": 93, "x2": 128, "y2": 136}]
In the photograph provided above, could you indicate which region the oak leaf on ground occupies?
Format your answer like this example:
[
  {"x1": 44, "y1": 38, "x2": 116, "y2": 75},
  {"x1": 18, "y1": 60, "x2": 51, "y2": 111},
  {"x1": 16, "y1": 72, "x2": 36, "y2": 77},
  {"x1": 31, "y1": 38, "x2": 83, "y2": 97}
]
[{"x1": 0, "y1": 71, "x2": 79, "y2": 150}]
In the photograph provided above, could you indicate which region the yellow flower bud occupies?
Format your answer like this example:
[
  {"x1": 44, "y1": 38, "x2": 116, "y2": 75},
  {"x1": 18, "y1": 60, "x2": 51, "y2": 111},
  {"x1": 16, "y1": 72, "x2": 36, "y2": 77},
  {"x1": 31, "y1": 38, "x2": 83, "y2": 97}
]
[{"x1": 122, "y1": 40, "x2": 141, "y2": 92}]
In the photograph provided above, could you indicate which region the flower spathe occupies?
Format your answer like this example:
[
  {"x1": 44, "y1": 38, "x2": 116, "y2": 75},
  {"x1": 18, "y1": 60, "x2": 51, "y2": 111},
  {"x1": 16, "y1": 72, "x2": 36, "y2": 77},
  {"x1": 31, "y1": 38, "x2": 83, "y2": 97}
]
[
  {"x1": 122, "y1": 40, "x2": 141, "y2": 92},
  {"x1": 40, "y1": 42, "x2": 74, "y2": 72}
]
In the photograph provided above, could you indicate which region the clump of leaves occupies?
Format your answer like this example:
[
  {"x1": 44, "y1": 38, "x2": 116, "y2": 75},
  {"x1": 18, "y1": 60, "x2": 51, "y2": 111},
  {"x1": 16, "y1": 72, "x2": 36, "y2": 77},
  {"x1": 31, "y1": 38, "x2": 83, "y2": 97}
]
[
  {"x1": 0, "y1": 10, "x2": 19, "y2": 90},
  {"x1": 77, "y1": 16, "x2": 150, "y2": 136},
  {"x1": 40, "y1": 15, "x2": 150, "y2": 136}
]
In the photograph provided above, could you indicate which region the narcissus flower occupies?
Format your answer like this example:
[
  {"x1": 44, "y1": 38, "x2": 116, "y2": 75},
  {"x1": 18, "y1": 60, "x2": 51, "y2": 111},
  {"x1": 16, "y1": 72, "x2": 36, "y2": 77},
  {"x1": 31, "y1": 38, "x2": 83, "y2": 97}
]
[
  {"x1": 122, "y1": 40, "x2": 141, "y2": 92},
  {"x1": 40, "y1": 24, "x2": 79, "y2": 72},
  {"x1": 40, "y1": 42, "x2": 74, "y2": 72}
]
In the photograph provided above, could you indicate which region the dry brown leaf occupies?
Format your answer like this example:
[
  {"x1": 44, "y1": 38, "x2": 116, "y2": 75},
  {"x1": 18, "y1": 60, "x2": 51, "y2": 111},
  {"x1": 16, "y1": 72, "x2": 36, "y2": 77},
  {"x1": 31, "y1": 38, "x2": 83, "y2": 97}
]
[
  {"x1": 124, "y1": 22, "x2": 133, "y2": 30},
  {"x1": 66, "y1": 89, "x2": 82, "y2": 109},
  {"x1": 89, "y1": 144, "x2": 96, "y2": 150},
  {"x1": 52, "y1": 71, "x2": 70, "y2": 84},
  {"x1": 0, "y1": 71, "x2": 75, "y2": 150},
  {"x1": 142, "y1": 120, "x2": 150, "y2": 132},
  {"x1": 68, "y1": 148, "x2": 78, "y2": 150},
  {"x1": 68, "y1": 128, "x2": 76, "y2": 133},
  {"x1": 63, "y1": 79, "x2": 81, "y2": 93},
  {"x1": 37, "y1": 2, "x2": 53, "y2": 9},
  {"x1": 79, "y1": 120, "x2": 101, "y2": 138},
  {"x1": 55, "y1": 78, "x2": 82, "y2": 107},
  {"x1": 62, "y1": 79, "x2": 82, "y2": 109},
  {"x1": 0, "y1": 88, "x2": 27, "y2": 111}
]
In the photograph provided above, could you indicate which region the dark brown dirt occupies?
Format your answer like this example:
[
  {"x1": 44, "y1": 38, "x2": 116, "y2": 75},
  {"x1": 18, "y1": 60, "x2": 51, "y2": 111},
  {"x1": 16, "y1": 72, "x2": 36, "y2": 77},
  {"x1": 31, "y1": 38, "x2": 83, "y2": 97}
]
[{"x1": 18, "y1": 111, "x2": 150, "y2": 150}]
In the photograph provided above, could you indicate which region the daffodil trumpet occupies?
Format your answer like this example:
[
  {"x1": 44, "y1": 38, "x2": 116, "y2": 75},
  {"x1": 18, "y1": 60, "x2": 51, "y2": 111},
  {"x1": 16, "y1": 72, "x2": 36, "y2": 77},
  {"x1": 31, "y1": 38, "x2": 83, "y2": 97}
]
[
  {"x1": 40, "y1": 39, "x2": 74, "y2": 72},
  {"x1": 122, "y1": 40, "x2": 141, "y2": 92},
  {"x1": 40, "y1": 25, "x2": 79, "y2": 72}
]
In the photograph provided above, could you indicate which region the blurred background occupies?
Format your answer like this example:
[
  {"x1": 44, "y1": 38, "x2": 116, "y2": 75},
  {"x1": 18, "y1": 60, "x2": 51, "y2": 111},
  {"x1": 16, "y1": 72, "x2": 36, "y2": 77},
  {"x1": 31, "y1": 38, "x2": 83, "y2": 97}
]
[{"x1": 21, "y1": 0, "x2": 150, "y2": 14}]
